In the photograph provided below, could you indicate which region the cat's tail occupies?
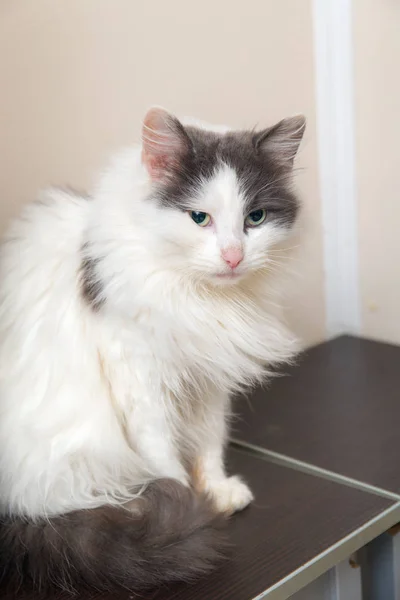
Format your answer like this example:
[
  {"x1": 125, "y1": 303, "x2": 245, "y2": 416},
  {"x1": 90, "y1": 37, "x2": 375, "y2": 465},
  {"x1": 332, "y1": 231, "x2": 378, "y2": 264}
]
[{"x1": 0, "y1": 479, "x2": 228, "y2": 595}]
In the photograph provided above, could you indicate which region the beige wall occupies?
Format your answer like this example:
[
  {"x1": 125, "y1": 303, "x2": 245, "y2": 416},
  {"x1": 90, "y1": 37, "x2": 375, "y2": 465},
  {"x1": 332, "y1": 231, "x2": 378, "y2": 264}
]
[
  {"x1": 0, "y1": 0, "x2": 325, "y2": 346},
  {"x1": 354, "y1": 0, "x2": 400, "y2": 345}
]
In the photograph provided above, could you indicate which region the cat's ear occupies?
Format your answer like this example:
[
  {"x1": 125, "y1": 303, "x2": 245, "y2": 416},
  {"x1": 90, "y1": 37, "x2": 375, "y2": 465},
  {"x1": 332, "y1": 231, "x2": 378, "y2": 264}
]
[
  {"x1": 141, "y1": 107, "x2": 193, "y2": 181},
  {"x1": 254, "y1": 115, "x2": 306, "y2": 170}
]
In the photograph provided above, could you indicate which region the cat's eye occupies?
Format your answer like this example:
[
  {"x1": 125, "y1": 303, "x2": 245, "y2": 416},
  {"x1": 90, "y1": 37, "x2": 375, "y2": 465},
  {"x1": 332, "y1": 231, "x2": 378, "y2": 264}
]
[
  {"x1": 190, "y1": 211, "x2": 211, "y2": 227},
  {"x1": 245, "y1": 209, "x2": 267, "y2": 227}
]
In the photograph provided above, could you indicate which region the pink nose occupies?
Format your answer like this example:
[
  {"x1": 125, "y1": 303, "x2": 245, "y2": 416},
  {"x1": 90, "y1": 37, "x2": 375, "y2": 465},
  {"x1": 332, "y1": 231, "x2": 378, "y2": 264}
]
[{"x1": 221, "y1": 247, "x2": 244, "y2": 269}]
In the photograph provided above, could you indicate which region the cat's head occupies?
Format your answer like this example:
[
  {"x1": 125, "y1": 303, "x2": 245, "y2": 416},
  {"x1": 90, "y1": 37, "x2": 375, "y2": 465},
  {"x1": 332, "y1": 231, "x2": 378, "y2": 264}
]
[{"x1": 141, "y1": 107, "x2": 305, "y2": 286}]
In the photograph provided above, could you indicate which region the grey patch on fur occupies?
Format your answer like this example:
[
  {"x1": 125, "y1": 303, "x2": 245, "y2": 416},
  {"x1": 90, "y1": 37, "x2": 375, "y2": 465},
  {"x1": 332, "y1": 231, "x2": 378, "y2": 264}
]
[
  {"x1": 0, "y1": 479, "x2": 228, "y2": 596},
  {"x1": 80, "y1": 244, "x2": 104, "y2": 311},
  {"x1": 153, "y1": 122, "x2": 304, "y2": 229}
]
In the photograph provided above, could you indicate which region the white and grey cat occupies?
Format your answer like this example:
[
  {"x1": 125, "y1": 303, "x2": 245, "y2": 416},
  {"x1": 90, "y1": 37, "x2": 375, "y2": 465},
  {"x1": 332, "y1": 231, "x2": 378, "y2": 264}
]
[{"x1": 0, "y1": 107, "x2": 305, "y2": 594}]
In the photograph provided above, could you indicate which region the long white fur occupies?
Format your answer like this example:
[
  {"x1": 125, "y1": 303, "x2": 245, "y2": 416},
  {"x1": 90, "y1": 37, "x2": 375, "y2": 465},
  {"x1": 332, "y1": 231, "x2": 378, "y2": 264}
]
[{"x1": 0, "y1": 115, "x2": 299, "y2": 519}]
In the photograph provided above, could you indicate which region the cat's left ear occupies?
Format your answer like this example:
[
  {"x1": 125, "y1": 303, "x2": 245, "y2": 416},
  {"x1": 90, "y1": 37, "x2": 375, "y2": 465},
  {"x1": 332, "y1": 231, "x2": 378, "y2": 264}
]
[
  {"x1": 254, "y1": 115, "x2": 306, "y2": 170},
  {"x1": 141, "y1": 107, "x2": 193, "y2": 181}
]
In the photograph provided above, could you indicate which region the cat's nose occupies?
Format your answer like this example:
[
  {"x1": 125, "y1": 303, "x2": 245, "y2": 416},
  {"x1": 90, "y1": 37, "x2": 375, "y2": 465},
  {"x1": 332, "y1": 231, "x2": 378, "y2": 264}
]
[{"x1": 221, "y1": 246, "x2": 244, "y2": 269}]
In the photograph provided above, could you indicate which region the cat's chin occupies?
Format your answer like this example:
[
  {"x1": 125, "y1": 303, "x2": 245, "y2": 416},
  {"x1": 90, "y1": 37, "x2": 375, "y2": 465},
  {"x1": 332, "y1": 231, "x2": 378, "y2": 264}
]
[{"x1": 211, "y1": 271, "x2": 245, "y2": 286}]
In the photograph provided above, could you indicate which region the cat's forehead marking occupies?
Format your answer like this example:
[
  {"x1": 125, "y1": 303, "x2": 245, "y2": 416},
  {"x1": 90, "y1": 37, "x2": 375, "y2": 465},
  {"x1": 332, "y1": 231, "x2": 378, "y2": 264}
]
[
  {"x1": 199, "y1": 165, "x2": 244, "y2": 241},
  {"x1": 205, "y1": 164, "x2": 245, "y2": 245},
  {"x1": 200, "y1": 163, "x2": 242, "y2": 210}
]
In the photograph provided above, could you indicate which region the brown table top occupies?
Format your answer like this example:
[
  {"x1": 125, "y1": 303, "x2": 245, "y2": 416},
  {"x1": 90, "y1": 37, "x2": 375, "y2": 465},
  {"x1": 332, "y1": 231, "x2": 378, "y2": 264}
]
[{"x1": 233, "y1": 335, "x2": 400, "y2": 496}]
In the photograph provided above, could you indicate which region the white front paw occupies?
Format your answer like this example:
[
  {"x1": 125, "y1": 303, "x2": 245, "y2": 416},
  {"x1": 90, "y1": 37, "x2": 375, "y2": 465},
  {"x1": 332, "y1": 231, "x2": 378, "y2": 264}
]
[{"x1": 208, "y1": 475, "x2": 254, "y2": 515}]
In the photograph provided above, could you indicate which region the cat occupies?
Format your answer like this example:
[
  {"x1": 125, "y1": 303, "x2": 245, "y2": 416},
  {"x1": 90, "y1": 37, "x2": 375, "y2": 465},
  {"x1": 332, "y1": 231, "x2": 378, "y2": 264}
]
[{"x1": 0, "y1": 106, "x2": 305, "y2": 594}]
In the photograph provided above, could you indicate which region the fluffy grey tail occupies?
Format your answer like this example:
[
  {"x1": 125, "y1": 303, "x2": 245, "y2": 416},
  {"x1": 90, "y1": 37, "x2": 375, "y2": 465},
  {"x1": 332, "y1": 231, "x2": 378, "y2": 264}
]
[{"x1": 0, "y1": 479, "x2": 227, "y2": 595}]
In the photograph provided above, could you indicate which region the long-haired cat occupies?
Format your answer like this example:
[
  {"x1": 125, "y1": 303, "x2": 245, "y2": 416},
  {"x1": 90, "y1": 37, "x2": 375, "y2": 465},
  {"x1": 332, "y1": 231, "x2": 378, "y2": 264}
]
[{"x1": 0, "y1": 107, "x2": 305, "y2": 594}]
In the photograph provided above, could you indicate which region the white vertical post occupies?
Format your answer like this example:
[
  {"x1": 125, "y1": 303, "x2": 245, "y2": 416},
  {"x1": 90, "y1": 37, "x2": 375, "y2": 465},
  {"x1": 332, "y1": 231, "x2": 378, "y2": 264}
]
[
  {"x1": 334, "y1": 557, "x2": 363, "y2": 600},
  {"x1": 312, "y1": 0, "x2": 361, "y2": 337},
  {"x1": 359, "y1": 531, "x2": 400, "y2": 600},
  {"x1": 289, "y1": 570, "x2": 333, "y2": 600},
  {"x1": 288, "y1": 560, "x2": 362, "y2": 600}
]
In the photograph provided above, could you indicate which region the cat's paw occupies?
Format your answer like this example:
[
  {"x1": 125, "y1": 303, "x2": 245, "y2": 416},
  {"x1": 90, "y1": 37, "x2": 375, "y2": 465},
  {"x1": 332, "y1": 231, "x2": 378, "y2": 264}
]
[{"x1": 208, "y1": 475, "x2": 254, "y2": 515}]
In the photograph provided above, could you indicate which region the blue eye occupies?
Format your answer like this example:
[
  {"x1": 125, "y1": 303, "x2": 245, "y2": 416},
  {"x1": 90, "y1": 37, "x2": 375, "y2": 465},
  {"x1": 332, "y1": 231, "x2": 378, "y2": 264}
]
[
  {"x1": 245, "y1": 209, "x2": 267, "y2": 227},
  {"x1": 190, "y1": 211, "x2": 211, "y2": 227}
]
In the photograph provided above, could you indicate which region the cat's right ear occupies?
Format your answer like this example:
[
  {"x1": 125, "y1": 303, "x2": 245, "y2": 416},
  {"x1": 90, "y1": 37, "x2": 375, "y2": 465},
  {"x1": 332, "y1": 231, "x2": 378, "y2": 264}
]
[
  {"x1": 254, "y1": 115, "x2": 306, "y2": 171},
  {"x1": 141, "y1": 107, "x2": 192, "y2": 181}
]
